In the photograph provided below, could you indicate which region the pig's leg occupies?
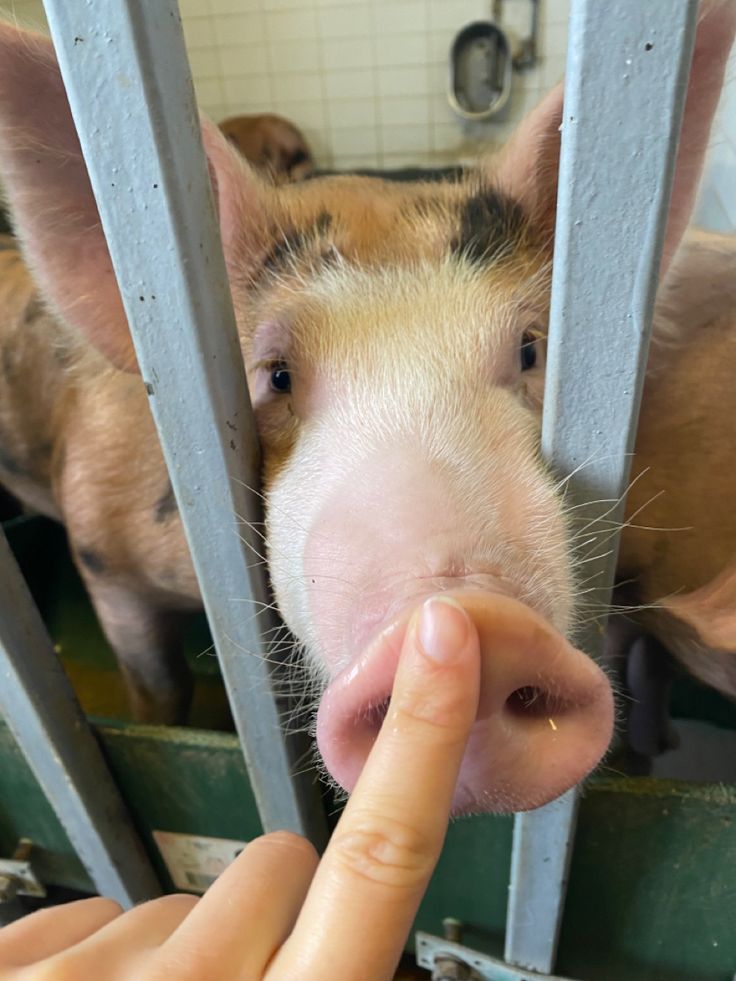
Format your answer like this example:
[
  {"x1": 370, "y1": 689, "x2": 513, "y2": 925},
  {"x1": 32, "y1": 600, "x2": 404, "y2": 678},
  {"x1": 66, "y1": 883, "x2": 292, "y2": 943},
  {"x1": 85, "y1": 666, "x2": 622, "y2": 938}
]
[
  {"x1": 81, "y1": 576, "x2": 194, "y2": 724},
  {"x1": 604, "y1": 593, "x2": 679, "y2": 773},
  {"x1": 625, "y1": 636, "x2": 679, "y2": 759}
]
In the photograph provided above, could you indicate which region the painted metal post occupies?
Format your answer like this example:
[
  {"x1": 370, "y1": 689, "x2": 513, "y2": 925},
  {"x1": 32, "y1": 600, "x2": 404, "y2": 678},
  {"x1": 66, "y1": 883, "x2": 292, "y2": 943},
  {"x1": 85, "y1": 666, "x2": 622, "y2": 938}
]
[
  {"x1": 505, "y1": 0, "x2": 699, "y2": 972},
  {"x1": 0, "y1": 528, "x2": 161, "y2": 907},
  {"x1": 40, "y1": 0, "x2": 328, "y2": 849}
]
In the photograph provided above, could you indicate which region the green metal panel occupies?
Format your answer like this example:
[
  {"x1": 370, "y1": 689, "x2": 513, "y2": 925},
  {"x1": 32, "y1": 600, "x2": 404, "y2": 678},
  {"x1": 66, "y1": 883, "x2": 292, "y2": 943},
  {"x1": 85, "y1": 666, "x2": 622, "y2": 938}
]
[
  {"x1": 414, "y1": 783, "x2": 736, "y2": 981},
  {"x1": 0, "y1": 721, "x2": 263, "y2": 893},
  {"x1": 413, "y1": 814, "x2": 513, "y2": 956},
  {"x1": 98, "y1": 725, "x2": 264, "y2": 891},
  {"x1": 559, "y1": 779, "x2": 736, "y2": 981}
]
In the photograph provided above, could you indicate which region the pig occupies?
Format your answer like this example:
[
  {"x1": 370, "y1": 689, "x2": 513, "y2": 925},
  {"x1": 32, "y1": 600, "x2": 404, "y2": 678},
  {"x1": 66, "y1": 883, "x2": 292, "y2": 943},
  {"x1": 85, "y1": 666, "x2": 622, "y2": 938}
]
[
  {"x1": 218, "y1": 113, "x2": 314, "y2": 184},
  {"x1": 0, "y1": 1, "x2": 734, "y2": 815}
]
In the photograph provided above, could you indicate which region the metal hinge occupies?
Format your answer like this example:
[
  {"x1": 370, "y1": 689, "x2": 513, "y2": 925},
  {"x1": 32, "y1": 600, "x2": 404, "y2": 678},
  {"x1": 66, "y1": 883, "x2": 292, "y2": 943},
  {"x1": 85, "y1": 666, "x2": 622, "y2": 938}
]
[
  {"x1": 416, "y1": 919, "x2": 580, "y2": 981},
  {"x1": 0, "y1": 839, "x2": 46, "y2": 903}
]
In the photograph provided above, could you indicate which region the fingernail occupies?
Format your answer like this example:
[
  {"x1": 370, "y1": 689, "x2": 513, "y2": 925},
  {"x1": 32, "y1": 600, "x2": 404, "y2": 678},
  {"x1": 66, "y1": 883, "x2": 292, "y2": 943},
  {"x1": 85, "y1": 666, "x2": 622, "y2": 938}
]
[{"x1": 418, "y1": 595, "x2": 470, "y2": 663}]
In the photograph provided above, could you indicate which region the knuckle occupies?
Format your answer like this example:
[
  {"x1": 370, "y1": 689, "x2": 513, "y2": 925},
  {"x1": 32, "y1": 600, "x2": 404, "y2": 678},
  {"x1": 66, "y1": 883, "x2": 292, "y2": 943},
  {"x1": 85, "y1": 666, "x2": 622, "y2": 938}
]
[{"x1": 330, "y1": 813, "x2": 437, "y2": 890}]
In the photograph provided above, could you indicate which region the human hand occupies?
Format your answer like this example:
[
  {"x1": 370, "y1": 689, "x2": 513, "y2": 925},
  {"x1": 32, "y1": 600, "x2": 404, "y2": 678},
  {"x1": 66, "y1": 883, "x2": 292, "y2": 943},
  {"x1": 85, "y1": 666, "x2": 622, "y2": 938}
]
[{"x1": 0, "y1": 595, "x2": 480, "y2": 981}]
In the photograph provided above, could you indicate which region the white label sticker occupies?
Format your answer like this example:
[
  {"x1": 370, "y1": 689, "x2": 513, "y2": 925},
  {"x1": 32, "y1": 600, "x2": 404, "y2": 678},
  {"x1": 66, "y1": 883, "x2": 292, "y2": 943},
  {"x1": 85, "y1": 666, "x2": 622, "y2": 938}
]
[{"x1": 152, "y1": 830, "x2": 249, "y2": 894}]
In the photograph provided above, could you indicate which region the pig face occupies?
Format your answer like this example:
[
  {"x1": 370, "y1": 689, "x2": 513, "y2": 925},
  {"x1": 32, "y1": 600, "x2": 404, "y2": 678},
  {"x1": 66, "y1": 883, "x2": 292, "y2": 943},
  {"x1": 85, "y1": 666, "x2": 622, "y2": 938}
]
[
  {"x1": 263, "y1": 272, "x2": 567, "y2": 672},
  {"x1": 228, "y1": 172, "x2": 613, "y2": 813},
  {"x1": 249, "y1": 195, "x2": 567, "y2": 663}
]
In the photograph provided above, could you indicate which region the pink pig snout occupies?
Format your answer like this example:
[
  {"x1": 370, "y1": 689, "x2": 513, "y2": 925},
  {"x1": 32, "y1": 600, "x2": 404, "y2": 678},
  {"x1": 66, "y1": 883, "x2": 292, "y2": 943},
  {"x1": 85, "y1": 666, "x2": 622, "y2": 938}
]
[{"x1": 316, "y1": 592, "x2": 614, "y2": 814}]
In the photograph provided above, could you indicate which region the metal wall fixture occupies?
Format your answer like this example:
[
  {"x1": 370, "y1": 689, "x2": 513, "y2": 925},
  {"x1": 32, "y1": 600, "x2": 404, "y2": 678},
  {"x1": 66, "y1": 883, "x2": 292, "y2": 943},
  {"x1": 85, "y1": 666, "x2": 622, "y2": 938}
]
[
  {"x1": 0, "y1": 0, "x2": 707, "y2": 975},
  {"x1": 447, "y1": 0, "x2": 539, "y2": 121}
]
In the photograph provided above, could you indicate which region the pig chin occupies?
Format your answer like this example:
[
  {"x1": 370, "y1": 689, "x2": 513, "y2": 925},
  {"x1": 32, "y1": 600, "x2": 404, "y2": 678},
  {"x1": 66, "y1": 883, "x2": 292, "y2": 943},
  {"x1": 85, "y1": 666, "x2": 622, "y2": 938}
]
[{"x1": 315, "y1": 588, "x2": 615, "y2": 816}]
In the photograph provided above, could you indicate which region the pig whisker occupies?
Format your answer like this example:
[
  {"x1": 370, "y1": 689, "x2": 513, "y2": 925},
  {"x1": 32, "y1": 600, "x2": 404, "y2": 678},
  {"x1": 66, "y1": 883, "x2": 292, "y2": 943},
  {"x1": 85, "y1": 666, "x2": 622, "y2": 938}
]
[
  {"x1": 234, "y1": 510, "x2": 361, "y2": 592},
  {"x1": 562, "y1": 495, "x2": 629, "y2": 515},
  {"x1": 233, "y1": 513, "x2": 269, "y2": 541},
  {"x1": 571, "y1": 492, "x2": 673, "y2": 574},
  {"x1": 232, "y1": 475, "x2": 331, "y2": 543},
  {"x1": 553, "y1": 449, "x2": 636, "y2": 494},
  {"x1": 236, "y1": 531, "x2": 272, "y2": 567},
  {"x1": 562, "y1": 466, "x2": 650, "y2": 524},
  {"x1": 229, "y1": 597, "x2": 280, "y2": 609},
  {"x1": 570, "y1": 573, "x2": 637, "y2": 594},
  {"x1": 232, "y1": 477, "x2": 367, "y2": 578},
  {"x1": 289, "y1": 747, "x2": 325, "y2": 779},
  {"x1": 567, "y1": 498, "x2": 660, "y2": 570},
  {"x1": 574, "y1": 603, "x2": 665, "y2": 627},
  {"x1": 612, "y1": 521, "x2": 692, "y2": 533},
  {"x1": 579, "y1": 517, "x2": 693, "y2": 534},
  {"x1": 288, "y1": 734, "x2": 321, "y2": 769},
  {"x1": 572, "y1": 548, "x2": 615, "y2": 568},
  {"x1": 564, "y1": 474, "x2": 652, "y2": 541},
  {"x1": 571, "y1": 534, "x2": 604, "y2": 552},
  {"x1": 218, "y1": 645, "x2": 321, "y2": 723}
]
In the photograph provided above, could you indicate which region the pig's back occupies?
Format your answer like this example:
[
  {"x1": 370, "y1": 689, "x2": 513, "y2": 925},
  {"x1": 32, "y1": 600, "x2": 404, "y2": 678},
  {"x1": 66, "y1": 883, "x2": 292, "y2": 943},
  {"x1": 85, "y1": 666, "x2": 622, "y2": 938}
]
[
  {"x1": 0, "y1": 235, "x2": 90, "y2": 518},
  {"x1": 0, "y1": 236, "x2": 198, "y2": 601},
  {"x1": 620, "y1": 229, "x2": 736, "y2": 600}
]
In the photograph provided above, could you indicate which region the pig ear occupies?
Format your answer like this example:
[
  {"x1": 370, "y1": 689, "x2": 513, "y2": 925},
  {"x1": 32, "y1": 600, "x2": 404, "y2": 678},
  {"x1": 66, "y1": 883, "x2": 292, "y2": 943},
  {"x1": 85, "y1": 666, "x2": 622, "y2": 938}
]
[
  {"x1": 0, "y1": 23, "x2": 136, "y2": 369},
  {"x1": 199, "y1": 117, "x2": 271, "y2": 283},
  {"x1": 492, "y1": 0, "x2": 736, "y2": 274},
  {"x1": 661, "y1": 0, "x2": 736, "y2": 275},
  {"x1": 0, "y1": 24, "x2": 268, "y2": 372},
  {"x1": 491, "y1": 82, "x2": 564, "y2": 244}
]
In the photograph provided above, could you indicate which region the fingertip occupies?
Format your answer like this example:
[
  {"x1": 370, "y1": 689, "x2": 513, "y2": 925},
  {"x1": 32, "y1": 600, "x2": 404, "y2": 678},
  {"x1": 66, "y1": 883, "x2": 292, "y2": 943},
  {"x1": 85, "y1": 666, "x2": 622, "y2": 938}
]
[
  {"x1": 387, "y1": 594, "x2": 481, "y2": 735},
  {"x1": 416, "y1": 595, "x2": 475, "y2": 664}
]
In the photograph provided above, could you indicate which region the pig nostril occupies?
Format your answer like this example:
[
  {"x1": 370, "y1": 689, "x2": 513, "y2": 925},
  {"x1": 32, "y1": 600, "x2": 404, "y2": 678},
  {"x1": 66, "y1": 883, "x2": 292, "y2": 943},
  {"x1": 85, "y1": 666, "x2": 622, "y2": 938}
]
[{"x1": 506, "y1": 685, "x2": 561, "y2": 719}]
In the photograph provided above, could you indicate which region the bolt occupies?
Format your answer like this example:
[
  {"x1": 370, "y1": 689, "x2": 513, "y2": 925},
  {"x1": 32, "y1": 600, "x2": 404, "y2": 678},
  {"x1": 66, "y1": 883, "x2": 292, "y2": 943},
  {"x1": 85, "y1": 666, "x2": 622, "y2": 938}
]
[
  {"x1": 432, "y1": 956, "x2": 475, "y2": 981},
  {"x1": 442, "y1": 917, "x2": 463, "y2": 944},
  {"x1": 0, "y1": 875, "x2": 19, "y2": 903},
  {"x1": 13, "y1": 840, "x2": 32, "y2": 863}
]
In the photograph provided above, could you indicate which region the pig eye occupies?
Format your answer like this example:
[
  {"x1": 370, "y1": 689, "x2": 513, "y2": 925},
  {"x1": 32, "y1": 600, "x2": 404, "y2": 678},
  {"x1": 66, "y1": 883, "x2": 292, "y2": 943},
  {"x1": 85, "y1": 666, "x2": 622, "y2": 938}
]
[
  {"x1": 520, "y1": 332, "x2": 537, "y2": 371},
  {"x1": 269, "y1": 361, "x2": 292, "y2": 393}
]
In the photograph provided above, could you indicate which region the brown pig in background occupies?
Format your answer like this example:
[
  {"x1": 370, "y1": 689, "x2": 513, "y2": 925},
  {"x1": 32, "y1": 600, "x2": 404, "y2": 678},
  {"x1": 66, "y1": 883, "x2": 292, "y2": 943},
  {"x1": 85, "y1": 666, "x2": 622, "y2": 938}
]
[
  {"x1": 218, "y1": 113, "x2": 314, "y2": 184},
  {"x1": 0, "y1": 2, "x2": 734, "y2": 815}
]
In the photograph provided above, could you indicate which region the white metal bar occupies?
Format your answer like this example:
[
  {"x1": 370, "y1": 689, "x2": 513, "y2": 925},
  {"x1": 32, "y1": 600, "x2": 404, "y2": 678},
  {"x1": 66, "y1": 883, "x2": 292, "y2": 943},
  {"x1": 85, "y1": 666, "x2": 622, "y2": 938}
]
[
  {"x1": 0, "y1": 528, "x2": 161, "y2": 907},
  {"x1": 40, "y1": 0, "x2": 327, "y2": 848},
  {"x1": 505, "y1": 0, "x2": 699, "y2": 972}
]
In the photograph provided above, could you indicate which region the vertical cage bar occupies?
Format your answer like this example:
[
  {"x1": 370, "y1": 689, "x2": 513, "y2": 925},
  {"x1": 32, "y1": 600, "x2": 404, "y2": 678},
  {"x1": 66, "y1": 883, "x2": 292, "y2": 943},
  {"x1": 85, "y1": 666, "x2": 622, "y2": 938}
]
[
  {"x1": 0, "y1": 529, "x2": 161, "y2": 907},
  {"x1": 505, "y1": 0, "x2": 698, "y2": 972},
  {"x1": 40, "y1": 0, "x2": 328, "y2": 848}
]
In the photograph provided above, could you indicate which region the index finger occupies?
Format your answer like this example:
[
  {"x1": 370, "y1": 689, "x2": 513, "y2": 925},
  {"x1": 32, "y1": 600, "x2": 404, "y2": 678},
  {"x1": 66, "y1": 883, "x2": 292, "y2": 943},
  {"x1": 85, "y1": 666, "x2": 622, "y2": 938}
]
[{"x1": 269, "y1": 595, "x2": 480, "y2": 981}]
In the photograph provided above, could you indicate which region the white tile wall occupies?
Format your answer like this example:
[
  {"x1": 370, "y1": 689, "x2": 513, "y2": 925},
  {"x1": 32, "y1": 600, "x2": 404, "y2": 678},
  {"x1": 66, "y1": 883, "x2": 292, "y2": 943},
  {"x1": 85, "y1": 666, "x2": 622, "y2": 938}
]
[
  {"x1": 2, "y1": 0, "x2": 567, "y2": 169},
  {"x1": 1, "y1": 0, "x2": 733, "y2": 203}
]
